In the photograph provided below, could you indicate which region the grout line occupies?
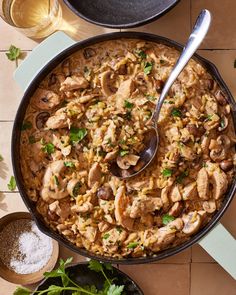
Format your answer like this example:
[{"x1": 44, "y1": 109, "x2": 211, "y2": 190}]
[
  {"x1": 0, "y1": 190, "x2": 20, "y2": 194},
  {"x1": 0, "y1": 120, "x2": 14, "y2": 122},
  {"x1": 0, "y1": 49, "x2": 32, "y2": 52}
]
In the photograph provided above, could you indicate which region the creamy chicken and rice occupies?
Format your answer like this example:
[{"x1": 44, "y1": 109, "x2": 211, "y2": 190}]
[{"x1": 20, "y1": 39, "x2": 235, "y2": 258}]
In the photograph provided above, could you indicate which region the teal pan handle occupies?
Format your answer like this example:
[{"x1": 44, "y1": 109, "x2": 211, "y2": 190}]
[{"x1": 13, "y1": 31, "x2": 236, "y2": 280}]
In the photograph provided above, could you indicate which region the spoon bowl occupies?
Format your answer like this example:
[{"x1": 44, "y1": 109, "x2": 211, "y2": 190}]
[{"x1": 110, "y1": 9, "x2": 212, "y2": 179}]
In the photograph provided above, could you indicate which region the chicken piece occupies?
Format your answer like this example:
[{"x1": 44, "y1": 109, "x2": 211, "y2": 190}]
[
  {"x1": 81, "y1": 226, "x2": 97, "y2": 243},
  {"x1": 180, "y1": 143, "x2": 196, "y2": 160},
  {"x1": 197, "y1": 168, "x2": 209, "y2": 200},
  {"x1": 49, "y1": 200, "x2": 71, "y2": 221},
  {"x1": 46, "y1": 107, "x2": 69, "y2": 129},
  {"x1": 182, "y1": 182, "x2": 197, "y2": 200},
  {"x1": 168, "y1": 202, "x2": 183, "y2": 217},
  {"x1": 114, "y1": 186, "x2": 134, "y2": 230},
  {"x1": 72, "y1": 201, "x2": 93, "y2": 213},
  {"x1": 60, "y1": 75, "x2": 89, "y2": 91},
  {"x1": 117, "y1": 154, "x2": 140, "y2": 170},
  {"x1": 203, "y1": 199, "x2": 216, "y2": 213},
  {"x1": 116, "y1": 79, "x2": 134, "y2": 110},
  {"x1": 104, "y1": 150, "x2": 118, "y2": 162},
  {"x1": 32, "y1": 88, "x2": 61, "y2": 110},
  {"x1": 161, "y1": 185, "x2": 172, "y2": 210},
  {"x1": 129, "y1": 197, "x2": 162, "y2": 218},
  {"x1": 102, "y1": 120, "x2": 117, "y2": 147},
  {"x1": 169, "y1": 185, "x2": 182, "y2": 202},
  {"x1": 88, "y1": 162, "x2": 102, "y2": 188},
  {"x1": 182, "y1": 211, "x2": 201, "y2": 235},
  {"x1": 102, "y1": 228, "x2": 127, "y2": 254},
  {"x1": 211, "y1": 169, "x2": 228, "y2": 200}
]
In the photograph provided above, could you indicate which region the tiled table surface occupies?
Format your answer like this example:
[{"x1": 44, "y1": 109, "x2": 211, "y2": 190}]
[{"x1": 1, "y1": 0, "x2": 236, "y2": 294}]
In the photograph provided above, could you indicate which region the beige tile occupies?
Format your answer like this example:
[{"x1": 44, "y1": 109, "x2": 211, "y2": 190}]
[
  {"x1": 59, "y1": 244, "x2": 87, "y2": 263},
  {"x1": 0, "y1": 53, "x2": 24, "y2": 121},
  {"x1": 197, "y1": 49, "x2": 236, "y2": 98},
  {"x1": 119, "y1": 264, "x2": 190, "y2": 295},
  {"x1": 191, "y1": 0, "x2": 236, "y2": 49},
  {"x1": 0, "y1": 192, "x2": 27, "y2": 217},
  {"x1": 60, "y1": 0, "x2": 118, "y2": 41},
  {"x1": 191, "y1": 263, "x2": 236, "y2": 295},
  {"x1": 0, "y1": 122, "x2": 16, "y2": 192},
  {"x1": 122, "y1": 0, "x2": 190, "y2": 44},
  {"x1": 158, "y1": 248, "x2": 191, "y2": 264}
]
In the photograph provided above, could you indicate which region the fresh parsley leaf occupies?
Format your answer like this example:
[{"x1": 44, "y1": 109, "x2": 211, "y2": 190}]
[
  {"x1": 42, "y1": 143, "x2": 55, "y2": 154},
  {"x1": 144, "y1": 61, "x2": 153, "y2": 75},
  {"x1": 64, "y1": 161, "x2": 75, "y2": 168},
  {"x1": 127, "y1": 242, "x2": 139, "y2": 249},
  {"x1": 28, "y1": 135, "x2": 36, "y2": 144},
  {"x1": 53, "y1": 175, "x2": 59, "y2": 186},
  {"x1": 176, "y1": 171, "x2": 189, "y2": 184},
  {"x1": 47, "y1": 285, "x2": 63, "y2": 295},
  {"x1": 88, "y1": 260, "x2": 103, "y2": 272},
  {"x1": 70, "y1": 127, "x2": 87, "y2": 144},
  {"x1": 103, "y1": 233, "x2": 110, "y2": 239},
  {"x1": 146, "y1": 94, "x2": 156, "y2": 101},
  {"x1": 116, "y1": 227, "x2": 123, "y2": 233},
  {"x1": 205, "y1": 114, "x2": 213, "y2": 121},
  {"x1": 21, "y1": 121, "x2": 32, "y2": 131},
  {"x1": 162, "y1": 214, "x2": 175, "y2": 225},
  {"x1": 0, "y1": 154, "x2": 3, "y2": 161},
  {"x1": 136, "y1": 49, "x2": 146, "y2": 59},
  {"x1": 107, "y1": 284, "x2": 124, "y2": 295},
  {"x1": 7, "y1": 176, "x2": 16, "y2": 191},
  {"x1": 171, "y1": 108, "x2": 182, "y2": 117},
  {"x1": 104, "y1": 263, "x2": 113, "y2": 271},
  {"x1": 6, "y1": 45, "x2": 21, "y2": 61},
  {"x1": 124, "y1": 100, "x2": 134, "y2": 109},
  {"x1": 120, "y1": 150, "x2": 129, "y2": 157},
  {"x1": 162, "y1": 168, "x2": 173, "y2": 177},
  {"x1": 13, "y1": 287, "x2": 31, "y2": 295},
  {"x1": 72, "y1": 182, "x2": 82, "y2": 197}
]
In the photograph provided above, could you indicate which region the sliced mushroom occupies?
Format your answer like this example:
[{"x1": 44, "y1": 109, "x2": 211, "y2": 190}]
[
  {"x1": 217, "y1": 135, "x2": 231, "y2": 149},
  {"x1": 32, "y1": 89, "x2": 61, "y2": 110},
  {"x1": 61, "y1": 58, "x2": 71, "y2": 77},
  {"x1": 211, "y1": 169, "x2": 228, "y2": 200},
  {"x1": 88, "y1": 162, "x2": 102, "y2": 188},
  {"x1": 114, "y1": 186, "x2": 134, "y2": 230},
  {"x1": 197, "y1": 168, "x2": 209, "y2": 200},
  {"x1": 83, "y1": 47, "x2": 96, "y2": 59},
  {"x1": 67, "y1": 179, "x2": 82, "y2": 197},
  {"x1": 220, "y1": 159, "x2": 233, "y2": 172},
  {"x1": 169, "y1": 185, "x2": 182, "y2": 202},
  {"x1": 168, "y1": 202, "x2": 183, "y2": 217},
  {"x1": 35, "y1": 112, "x2": 50, "y2": 129},
  {"x1": 182, "y1": 211, "x2": 202, "y2": 235},
  {"x1": 60, "y1": 75, "x2": 89, "y2": 92},
  {"x1": 210, "y1": 135, "x2": 231, "y2": 162},
  {"x1": 186, "y1": 123, "x2": 205, "y2": 138},
  {"x1": 203, "y1": 199, "x2": 216, "y2": 213},
  {"x1": 218, "y1": 115, "x2": 228, "y2": 131},
  {"x1": 117, "y1": 154, "x2": 140, "y2": 170},
  {"x1": 182, "y1": 182, "x2": 197, "y2": 200},
  {"x1": 215, "y1": 89, "x2": 227, "y2": 105},
  {"x1": 97, "y1": 186, "x2": 114, "y2": 200},
  {"x1": 100, "y1": 70, "x2": 117, "y2": 97}
]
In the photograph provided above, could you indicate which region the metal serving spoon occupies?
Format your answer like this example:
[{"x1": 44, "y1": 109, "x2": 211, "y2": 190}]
[{"x1": 110, "y1": 9, "x2": 212, "y2": 179}]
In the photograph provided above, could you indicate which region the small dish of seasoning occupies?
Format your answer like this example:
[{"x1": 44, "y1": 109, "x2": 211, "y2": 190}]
[{"x1": 0, "y1": 212, "x2": 59, "y2": 284}]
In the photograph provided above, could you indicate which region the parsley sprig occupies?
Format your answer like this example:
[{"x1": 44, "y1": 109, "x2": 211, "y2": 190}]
[
  {"x1": 7, "y1": 176, "x2": 16, "y2": 191},
  {"x1": 14, "y1": 258, "x2": 124, "y2": 295},
  {"x1": 6, "y1": 45, "x2": 21, "y2": 66}
]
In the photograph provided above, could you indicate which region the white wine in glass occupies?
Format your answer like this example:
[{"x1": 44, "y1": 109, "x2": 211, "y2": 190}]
[{"x1": 0, "y1": 0, "x2": 62, "y2": 38}]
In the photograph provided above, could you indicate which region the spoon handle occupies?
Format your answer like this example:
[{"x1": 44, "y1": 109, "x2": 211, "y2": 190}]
[{"x1": 152, "y1": 9, "x2": 212, "y2": 123}]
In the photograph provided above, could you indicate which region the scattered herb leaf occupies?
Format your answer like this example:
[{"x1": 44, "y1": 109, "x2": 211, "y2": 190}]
[
  {"x1": 42, "y1": 142, "x2": 55, "y2": 155},
  {"x1": 146, "y1": 94, "x2": 156, "y2": 101},
  {"x1": 127, "y1": 242, "x2": 139, "y2": 249},
  {"x1": 28, "y1": 135, "x2": 36, "y2": 144},
  {"x1": 6, "y1": 45, "x2": 21, "y2": 61},
  {"x1": 144, "y1": 61, "x2": 153, "y2": 75},
  {"x1": 7, "y1": 176, "x2": 16, "y2": 191},
  {"x1": 176, "y1": 171, "x2": 189, "y2": 184},
  {"x1": 21, "y1": 121, "x2": 32, "y2": 131},
  {"x1": 171, "y1": 108, "x2": 182, "y2": 117},
  {"x1": 124, "y1": 111, "x2": 132, "y2": 121},
  {"x1": 136, "y1": 49, "x2": 146, "y2": 59},
  {"x1": 124, "y1": 100, "x2": 134, "y2": 109},
  {"x1": 72, "y1": 182, "x2": 82, "y2": 197},
  {"x1": 0, "y1": 154, "x2": 3, "y2": 161},
  {"x1": 64, "y1": 161, "x2": 75, "y2": 168},
  {"x1": 162, "y1": 214, "x2": 175, "y2": 225},
  {"x1": 120, "y1": 150, "x2": 129, "y2": 157},
  {"x1": 53, "y1": 175, "x2": 59, "y2": 186},
  {"x1": 162, "y1": 168, "x2": 173, "y2": 177},
  {"x1": 103, "y1": 233, "x2": 110, "y2": 240},
  {"x1": 70, "y1": 127, "x2": 87, "y2": 144}
]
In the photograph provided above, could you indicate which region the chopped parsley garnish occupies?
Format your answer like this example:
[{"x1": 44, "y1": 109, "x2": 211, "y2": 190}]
[
  {"x1": 124, "y1": 100, "x2": 134, "y2": 109},
  {"x1": 205, "y1": 114, "x2": 213, "y2": 121},
  {"x1": 28, "y1": 135, "x2": 36, "y2": 144},
  {"x1": 162, "y1": 168, "x2": 173, "y2": 177},
  {"x1": 6, "y1": 45, "x2": 21, "y2": 62},
  {"x1": 116, "y1": 227, "x2": 123, "y2": 233},
  {"x1": 21, "y1": 121, "x2": 32, "y2": 131},
  {"x1": 53, "y1": 175, "x2": 59, "y2": 186},
  {"x1": 162, "y1": 214, "x2": 175, "y2": 225},
  {"x1": 127, "y1": 242, "x2": 139, "y2": 249},
  {"x1": 7, "y1": 176, "x2": 16, "y2": 191},
  {"x1": 42, "y1": 142, "x2": 55, "y2": 154},
  {"x1": 70, "y1": 127, "x2": 87, "y2": 144},
  {"x1": 64, "y1": 161, "x2": 75, "y2": 168},
  {"x1": 124, "y1": 111, "x2": 132, "y2": 121},
  {"x1": 176, "y1": 170, "x2": 189, "y2": 184},
  {"x1": 72, "y1": 182, "x2": 82, "y2": 197},
  {"x1": 120, "y1": 150, "x2": 129, "y2": 157},
  {"x1": 103, "y1": 233, "x2": 110, "y2": 240},
  {"x1": 171, "y1": 108, "x2": 182, "y2": 117},
  {"x1": 137, "y1": 49, "x2": 147, "y2": 59},
  {"x1": 144, "y1": 61, "x2": 153, "y2": 75},
  {"x1": 146, "y1": 94, "x2": 156, "y2": 101},
  {"x1": 164, "y1": 100, "x2": 174, "y2": 104}
]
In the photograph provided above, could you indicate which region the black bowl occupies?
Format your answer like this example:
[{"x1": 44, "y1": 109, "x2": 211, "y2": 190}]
[
  {"x1": 63, "y1": 0, "x2": 180, "y2": 28},
  {"x1": 36, "y1": 262, "x2": 143, "y2": 294},
  {"x1": 12, "y1": 32, "x2": 236, "y2": 265}
]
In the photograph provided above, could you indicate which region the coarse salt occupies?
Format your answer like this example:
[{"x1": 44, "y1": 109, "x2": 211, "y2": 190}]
[{"x1": 10, "y1": 222, "x2": 53, "y2": 274}]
